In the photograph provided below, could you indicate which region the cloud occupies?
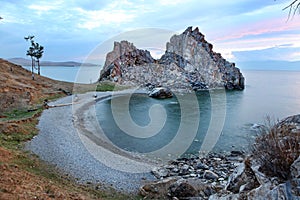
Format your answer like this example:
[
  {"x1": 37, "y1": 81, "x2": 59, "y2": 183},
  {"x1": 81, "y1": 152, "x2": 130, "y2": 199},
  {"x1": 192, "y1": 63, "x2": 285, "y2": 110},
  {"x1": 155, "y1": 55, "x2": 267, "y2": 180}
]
[
  {"x1": 28, "y1": 4, "x2": 57, "y2": 12},
  {"x1": 232, "y1": 45, "x2": 300, "y2": 61},
  {"x1": 1, "y1": 0, "x2": 300, "y2": 63},
  {"x1": 75, "y1": 7, "x2": 136, "y2": 30}
]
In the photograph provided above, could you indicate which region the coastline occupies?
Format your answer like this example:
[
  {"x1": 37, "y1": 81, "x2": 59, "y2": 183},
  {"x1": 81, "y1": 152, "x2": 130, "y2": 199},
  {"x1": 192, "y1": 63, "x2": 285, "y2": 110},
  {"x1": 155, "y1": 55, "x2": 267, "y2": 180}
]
[{"x1": 26, "y1": 91, "x2": 156, "y2": 193}]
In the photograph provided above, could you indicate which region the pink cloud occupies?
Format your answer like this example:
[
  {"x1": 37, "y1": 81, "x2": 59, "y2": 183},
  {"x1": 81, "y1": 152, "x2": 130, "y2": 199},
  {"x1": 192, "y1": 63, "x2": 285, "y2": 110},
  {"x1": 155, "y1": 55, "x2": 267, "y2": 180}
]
[{"x1": 213, "y1": 16, "x2": 300, "y2": 42}]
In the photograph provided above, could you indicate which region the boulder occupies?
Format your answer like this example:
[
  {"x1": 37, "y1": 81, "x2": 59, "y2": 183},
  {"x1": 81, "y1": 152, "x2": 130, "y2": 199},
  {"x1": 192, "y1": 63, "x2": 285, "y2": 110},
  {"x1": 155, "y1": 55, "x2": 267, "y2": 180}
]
[
  {"x1": 169, "y1": 181, "x2": 198, "y2": 199},
  {"x1": 149, "y1": 87, "x2": 173, "y2": 99},
  {"x1": 152, "y1": 166, "x2": 170, "y2": 179},
  {"x1": 247, "y1": 181, "x2": 298, "y2": 200},
  {"x1": 291, "y1": 156, "x2": 300, "y2": 179},
  {"x1": 140, "y1": 177, "x2": 178, "y2": 199}
]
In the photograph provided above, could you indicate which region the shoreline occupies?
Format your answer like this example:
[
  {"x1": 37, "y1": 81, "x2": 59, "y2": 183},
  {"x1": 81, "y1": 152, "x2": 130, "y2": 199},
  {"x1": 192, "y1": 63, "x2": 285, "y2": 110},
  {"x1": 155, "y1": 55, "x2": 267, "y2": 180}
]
[{"x1": 26, "y1": 91, "x2": 156, "y2": 193}]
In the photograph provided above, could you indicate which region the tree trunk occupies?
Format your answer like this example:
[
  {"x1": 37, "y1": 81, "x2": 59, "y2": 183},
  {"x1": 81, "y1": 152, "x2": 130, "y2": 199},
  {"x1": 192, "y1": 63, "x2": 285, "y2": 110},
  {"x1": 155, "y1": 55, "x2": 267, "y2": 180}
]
[
  {"x1": 31, "y1": 57, "x2": 34, "y2": 80},
  {"x1": 37, "y1": 60, "x2": 40, "y2": 75}
]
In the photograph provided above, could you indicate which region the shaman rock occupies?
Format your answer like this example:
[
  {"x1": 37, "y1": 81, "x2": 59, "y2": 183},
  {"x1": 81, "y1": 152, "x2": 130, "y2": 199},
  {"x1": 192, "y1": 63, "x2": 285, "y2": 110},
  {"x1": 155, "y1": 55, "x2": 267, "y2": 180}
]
[{"x1": 99, "y1": 26, "x2": 245, "y2": 91}]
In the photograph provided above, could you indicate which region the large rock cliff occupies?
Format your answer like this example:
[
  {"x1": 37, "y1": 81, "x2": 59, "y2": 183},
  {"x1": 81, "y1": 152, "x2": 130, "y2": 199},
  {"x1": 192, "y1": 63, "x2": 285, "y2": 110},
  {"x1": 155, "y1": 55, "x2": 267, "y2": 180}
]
[{"x1": 99, "y1": 26, "x2": 245, "y2": 91}]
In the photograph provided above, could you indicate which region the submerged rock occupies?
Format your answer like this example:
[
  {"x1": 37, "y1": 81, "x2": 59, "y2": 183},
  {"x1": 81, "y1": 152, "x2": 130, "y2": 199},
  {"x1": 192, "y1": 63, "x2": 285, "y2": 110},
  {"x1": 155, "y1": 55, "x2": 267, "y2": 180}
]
[{"x1": 99, "y1": 26, "x2": 245, "y2": 91}]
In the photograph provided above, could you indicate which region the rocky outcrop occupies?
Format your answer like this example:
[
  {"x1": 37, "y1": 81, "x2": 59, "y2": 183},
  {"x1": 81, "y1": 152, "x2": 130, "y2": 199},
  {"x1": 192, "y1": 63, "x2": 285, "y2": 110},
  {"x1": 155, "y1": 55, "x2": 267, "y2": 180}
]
[
  {"x1": 99, "y1": 26, "x2": 245, "y2": 91},
  {"x1": 148, "y1": 87, "x2": 173, "y2": 99}
]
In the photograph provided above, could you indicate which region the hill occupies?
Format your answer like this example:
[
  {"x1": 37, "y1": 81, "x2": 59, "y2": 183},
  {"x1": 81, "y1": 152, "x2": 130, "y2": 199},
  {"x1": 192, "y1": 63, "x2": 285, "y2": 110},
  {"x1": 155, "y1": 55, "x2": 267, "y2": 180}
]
[
  {"x1": 0, "y1": 58, "x2": 75, "y2": 113},
  {"x1": 0, "y1": 59, "x2": 127, "y2": 199},
  {"x1": 8, "y1": 57, "x2": 97, "y2": 67}
]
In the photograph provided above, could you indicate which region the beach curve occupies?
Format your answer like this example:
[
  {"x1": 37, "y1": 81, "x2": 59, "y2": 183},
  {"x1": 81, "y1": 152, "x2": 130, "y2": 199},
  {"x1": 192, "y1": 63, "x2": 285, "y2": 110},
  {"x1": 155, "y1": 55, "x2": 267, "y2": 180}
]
[{"x1": 26, "y1": 90, "x2": 156, "y2": 193}]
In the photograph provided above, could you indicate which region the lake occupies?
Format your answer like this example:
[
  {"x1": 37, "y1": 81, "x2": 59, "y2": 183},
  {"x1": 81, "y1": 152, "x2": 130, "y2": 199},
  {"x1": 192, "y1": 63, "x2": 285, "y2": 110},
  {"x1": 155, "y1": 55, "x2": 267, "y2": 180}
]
[
  {"x1": 23, "y1": 66, "x2": 300, "y2": 159},
  {"x1": 22, "y1": 65, "x2": 101, "y2": 83},
  {"x1": 95, "y1": 70, "x2": 300, "y2": 159}
]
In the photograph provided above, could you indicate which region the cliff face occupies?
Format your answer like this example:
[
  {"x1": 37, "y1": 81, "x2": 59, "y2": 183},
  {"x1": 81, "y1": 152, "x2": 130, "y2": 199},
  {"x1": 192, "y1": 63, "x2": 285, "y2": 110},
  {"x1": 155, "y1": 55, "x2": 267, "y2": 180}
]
[{"x1": 99, "y1": 26, "x2": 245, "y2": 91}]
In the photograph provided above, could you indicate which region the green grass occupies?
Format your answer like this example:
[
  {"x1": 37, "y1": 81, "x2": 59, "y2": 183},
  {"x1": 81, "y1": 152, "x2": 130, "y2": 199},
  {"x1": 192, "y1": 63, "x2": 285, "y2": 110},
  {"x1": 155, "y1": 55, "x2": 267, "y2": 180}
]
[
  {"x1": 0, "y1": 108, "x2": 43, "y2": 122},
  {"x1": 0, "y1": 122, "x2": 38, "y2": 150},
  {"x1": 96, "y1": 81, "x2": 132, "y2": 92}
]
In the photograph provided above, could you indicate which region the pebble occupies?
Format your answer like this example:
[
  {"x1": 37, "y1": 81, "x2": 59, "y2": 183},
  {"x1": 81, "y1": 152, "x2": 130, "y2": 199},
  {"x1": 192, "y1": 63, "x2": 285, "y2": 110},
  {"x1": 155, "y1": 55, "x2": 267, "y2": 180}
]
[
  {"x1": 151, "y1": 152, "x2": 244, "y2": 189},
  {"x1": 203, "y1": 170, "x2": 219, "y2": 180}
]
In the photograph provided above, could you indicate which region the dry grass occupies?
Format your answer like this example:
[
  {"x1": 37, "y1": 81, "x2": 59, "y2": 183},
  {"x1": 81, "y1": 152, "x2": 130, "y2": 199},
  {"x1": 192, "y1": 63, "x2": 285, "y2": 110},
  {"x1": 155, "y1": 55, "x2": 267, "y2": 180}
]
[{"x1": 252, "y1": 117, "x2": 300, "y2": 180}]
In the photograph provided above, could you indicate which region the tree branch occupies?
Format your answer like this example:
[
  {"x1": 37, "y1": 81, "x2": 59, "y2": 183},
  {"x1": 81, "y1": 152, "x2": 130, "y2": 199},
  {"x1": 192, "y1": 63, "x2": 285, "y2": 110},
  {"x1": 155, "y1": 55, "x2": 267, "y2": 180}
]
[{"x1": 283, "y1": 0, "x2": 300, "y2": 19}]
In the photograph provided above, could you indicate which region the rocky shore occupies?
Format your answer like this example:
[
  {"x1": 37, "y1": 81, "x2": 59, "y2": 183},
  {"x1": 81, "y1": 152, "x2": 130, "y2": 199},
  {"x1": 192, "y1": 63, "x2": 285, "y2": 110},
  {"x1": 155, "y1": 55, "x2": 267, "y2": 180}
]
[{"x1": 140, "y1": 114, "x2": 300, "y2": 199}]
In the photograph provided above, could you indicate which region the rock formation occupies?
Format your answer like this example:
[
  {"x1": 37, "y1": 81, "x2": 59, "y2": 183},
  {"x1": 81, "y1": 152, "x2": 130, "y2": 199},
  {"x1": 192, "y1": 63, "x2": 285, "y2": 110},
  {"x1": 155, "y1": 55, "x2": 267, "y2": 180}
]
[
  {"x1": 99, "y1": 26, "x2": 245, "y2": 91},
  {"x1": 148, "y1": 87, "x2": 173, "y2": 99}
]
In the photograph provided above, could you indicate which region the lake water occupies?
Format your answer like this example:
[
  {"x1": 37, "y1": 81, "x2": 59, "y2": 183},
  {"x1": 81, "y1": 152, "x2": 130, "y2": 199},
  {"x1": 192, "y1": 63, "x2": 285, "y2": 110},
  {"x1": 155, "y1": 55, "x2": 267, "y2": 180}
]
[
  {"x1": 22, "y1": 66, "x2": 101, "y2": 83},
  {"x1": 23, "y1": 66, "x2": 300, "y2": 158},
  {"x1": 95, "y1": 70, "x2": 300, "y2": 158}
]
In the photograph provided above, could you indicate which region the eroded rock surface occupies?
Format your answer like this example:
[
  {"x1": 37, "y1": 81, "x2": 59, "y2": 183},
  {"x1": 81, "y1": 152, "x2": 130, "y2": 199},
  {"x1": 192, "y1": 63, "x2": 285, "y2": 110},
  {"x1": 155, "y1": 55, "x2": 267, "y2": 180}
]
[{"x1": 99, "y1": 26, "x2": 245, "y2": 92}]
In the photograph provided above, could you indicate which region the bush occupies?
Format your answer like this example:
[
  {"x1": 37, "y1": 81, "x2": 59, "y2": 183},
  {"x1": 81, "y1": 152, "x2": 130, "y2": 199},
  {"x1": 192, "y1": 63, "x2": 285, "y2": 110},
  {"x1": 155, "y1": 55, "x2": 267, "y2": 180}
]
[{"x1": 252, "y1": 117, "x2": 300, "y2": 180}]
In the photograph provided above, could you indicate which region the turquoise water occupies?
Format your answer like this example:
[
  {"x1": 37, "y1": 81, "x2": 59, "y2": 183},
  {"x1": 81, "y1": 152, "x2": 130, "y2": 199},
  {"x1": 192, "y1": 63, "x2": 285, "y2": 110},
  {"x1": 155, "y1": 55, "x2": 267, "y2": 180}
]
[
  {"x1": 95, "y1": 70, "x2": 300, "y2": 157},
  {"x1": 22, "y1": 65, "x2": 300, "y2": 157}
]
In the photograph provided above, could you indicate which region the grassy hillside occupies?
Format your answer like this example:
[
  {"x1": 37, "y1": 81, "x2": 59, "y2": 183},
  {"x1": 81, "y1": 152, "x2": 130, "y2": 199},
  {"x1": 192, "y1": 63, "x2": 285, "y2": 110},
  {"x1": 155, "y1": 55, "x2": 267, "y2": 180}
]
[{"x1": 0, "y1": 59, "x2": 137, "y2": 200}]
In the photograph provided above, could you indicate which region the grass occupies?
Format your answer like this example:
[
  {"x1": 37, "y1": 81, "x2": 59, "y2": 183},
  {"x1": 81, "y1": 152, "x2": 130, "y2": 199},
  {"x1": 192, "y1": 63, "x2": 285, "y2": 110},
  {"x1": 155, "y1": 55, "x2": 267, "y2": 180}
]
[
  {"x1": 252, "y1": 117, "x2": 300, "y2": 180},
  {"x1": 96, "y1": 81, "x2": 132, "y2": 92},
  {"x1": 0, "y1": 108, "x2": 42, "y2": 122}
]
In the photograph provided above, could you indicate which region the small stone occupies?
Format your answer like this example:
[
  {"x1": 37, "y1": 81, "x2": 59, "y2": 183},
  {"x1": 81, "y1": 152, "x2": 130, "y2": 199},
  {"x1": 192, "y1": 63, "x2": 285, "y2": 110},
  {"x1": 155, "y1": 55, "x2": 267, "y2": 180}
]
[
  {"x1": 152, "y1": 167, "x2": 169, "y2": 178},
  {"x1": 172, "y1": 168, "x2": 179, "y2": 173},
  {"x1": 203, "y1": 170, "x2": 219, "y2": 180},
  {"x1": 196, "y1": 162, "x2": 209, "y2": 170},
  {"x1": 218, "y1": 177, "x2": 225, "y2": 181},
  {"x1": 213, "y1": 157, "x2": 222, "y2": 161}
]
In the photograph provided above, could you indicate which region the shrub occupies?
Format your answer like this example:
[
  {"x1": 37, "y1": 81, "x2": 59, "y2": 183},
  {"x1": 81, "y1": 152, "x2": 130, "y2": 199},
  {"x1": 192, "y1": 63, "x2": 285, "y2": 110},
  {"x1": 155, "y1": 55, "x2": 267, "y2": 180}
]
[{"x1": 252, "y1": 117, "x2": 300, "y2": 180}]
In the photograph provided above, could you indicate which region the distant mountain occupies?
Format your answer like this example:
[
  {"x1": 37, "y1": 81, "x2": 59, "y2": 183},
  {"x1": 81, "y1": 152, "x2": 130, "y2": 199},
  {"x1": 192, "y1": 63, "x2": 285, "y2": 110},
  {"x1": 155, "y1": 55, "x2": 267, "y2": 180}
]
[
  {"x1": 238, "y1": 60, "x2": 300, "y2": 71},
  {"x1": 8, "y1": 57, "x2": 97, "y2": 67}
]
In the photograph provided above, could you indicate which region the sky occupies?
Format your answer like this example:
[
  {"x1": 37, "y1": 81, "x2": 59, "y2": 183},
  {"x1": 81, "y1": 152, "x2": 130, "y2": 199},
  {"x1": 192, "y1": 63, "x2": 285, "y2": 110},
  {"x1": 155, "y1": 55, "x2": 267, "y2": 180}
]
[{"x1": 0, "y1": 0, "x2": 300, "y2": 65}]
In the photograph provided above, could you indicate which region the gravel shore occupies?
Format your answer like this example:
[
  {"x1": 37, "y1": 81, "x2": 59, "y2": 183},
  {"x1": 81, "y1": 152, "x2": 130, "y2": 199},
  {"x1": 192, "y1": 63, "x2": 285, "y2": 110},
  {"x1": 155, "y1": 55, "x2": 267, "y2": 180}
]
[{"x1": 26, "y1": 91, "x2": 156, "y2": 193}]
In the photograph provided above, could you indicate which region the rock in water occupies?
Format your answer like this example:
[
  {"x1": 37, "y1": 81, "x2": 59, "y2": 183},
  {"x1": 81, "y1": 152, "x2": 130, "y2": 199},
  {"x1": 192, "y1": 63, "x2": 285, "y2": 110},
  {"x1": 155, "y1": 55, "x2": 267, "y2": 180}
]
[
  {"x1": 148, "y1": 87, "x2": 173, "y2": 99},
  {"x1": 99, "y1": 26, "x2": 245, "y2": 91}
]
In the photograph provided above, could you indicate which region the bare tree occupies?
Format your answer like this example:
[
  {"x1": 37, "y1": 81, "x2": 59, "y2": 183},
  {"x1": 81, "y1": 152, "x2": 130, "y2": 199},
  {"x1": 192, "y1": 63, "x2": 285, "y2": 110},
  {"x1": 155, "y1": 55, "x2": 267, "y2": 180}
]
[{"x1": 283, "y1": 0, "x2": 300, "y2": 19}]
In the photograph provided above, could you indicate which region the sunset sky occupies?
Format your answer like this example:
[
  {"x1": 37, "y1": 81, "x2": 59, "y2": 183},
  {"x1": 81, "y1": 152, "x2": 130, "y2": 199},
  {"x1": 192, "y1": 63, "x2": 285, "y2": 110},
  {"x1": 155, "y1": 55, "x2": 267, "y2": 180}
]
[{"x1": 0, "y1": 0, "x2": 299, "y2": 64}]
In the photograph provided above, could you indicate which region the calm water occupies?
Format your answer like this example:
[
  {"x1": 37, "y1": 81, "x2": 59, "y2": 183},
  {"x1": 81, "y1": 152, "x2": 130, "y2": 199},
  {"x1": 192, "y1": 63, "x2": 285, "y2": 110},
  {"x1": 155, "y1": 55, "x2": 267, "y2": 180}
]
[
  {"x1": 95, "y1": 70, "x2": 300, "y2": 157},
  {"x1": 24, "y1": 66, "x2": 300, "y2": 157},
  {"x1": 23, "y1": 66, "x2": 101, "y2": 83}
]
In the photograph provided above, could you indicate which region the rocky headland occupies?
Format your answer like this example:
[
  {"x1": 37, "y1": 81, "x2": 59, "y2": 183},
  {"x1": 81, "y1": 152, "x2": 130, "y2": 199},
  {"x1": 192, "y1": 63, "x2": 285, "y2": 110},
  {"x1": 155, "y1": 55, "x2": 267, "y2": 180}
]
[{"x1": 99, "y1": 26, "x2": 245, "y2": 91}]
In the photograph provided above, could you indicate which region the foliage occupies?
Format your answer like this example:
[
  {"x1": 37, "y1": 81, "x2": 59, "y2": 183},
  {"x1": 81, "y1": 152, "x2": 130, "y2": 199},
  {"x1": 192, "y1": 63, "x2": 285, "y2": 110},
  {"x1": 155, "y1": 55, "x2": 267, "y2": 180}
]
[
  {"x1": 24, "y1": 35, "x2": 44, "y2": 76},
  {"x1": 96, "y1": 81, "x2": 132, "y2": 92},
  {"x1": 252, "y1": 117, "x2": 300, "y2": 180}
]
